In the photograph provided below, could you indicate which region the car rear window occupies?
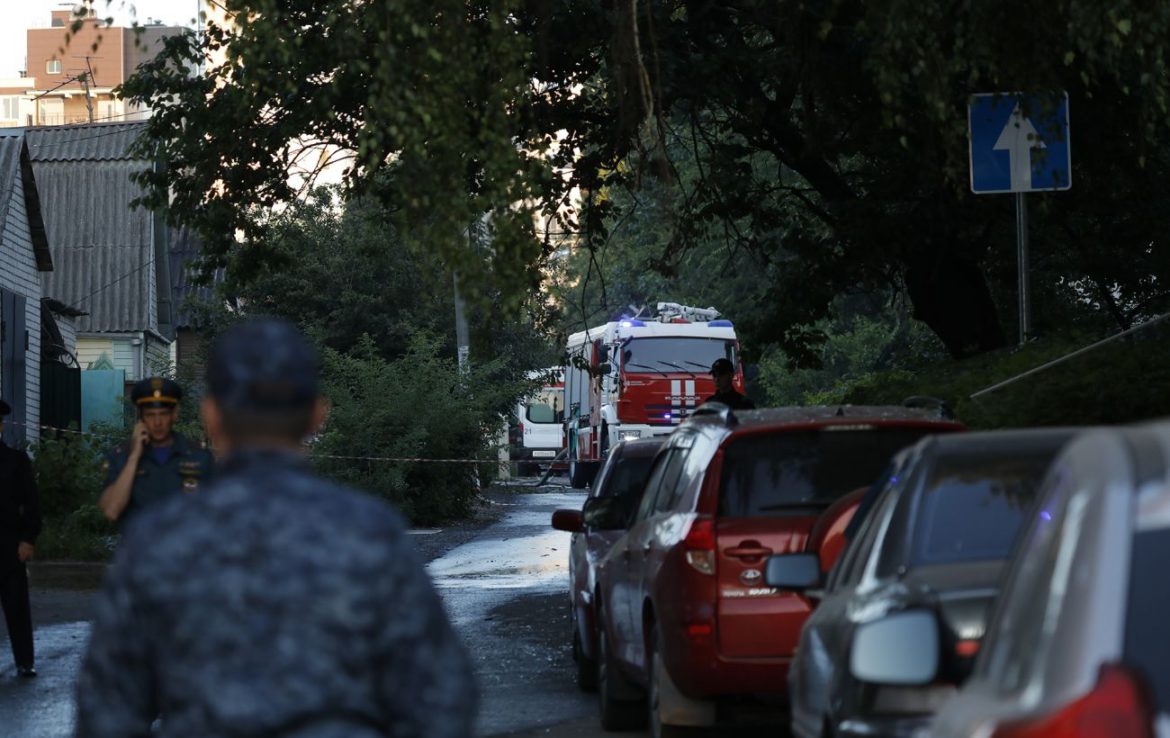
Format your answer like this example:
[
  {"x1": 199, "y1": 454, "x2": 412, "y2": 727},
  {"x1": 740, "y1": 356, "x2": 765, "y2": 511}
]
[
  {"x1": 910, "y1": 453, "x2": 1051, "y2": 566},
  {"x1": 717, "y1": 427, "x2": 933, "y2": 517},
  {"x1": 1123, "y1": 528, "x2": 1170, "y2": 713},
  {"x1": 602, "y1": 456, "x2": 656, "y2": 500}
]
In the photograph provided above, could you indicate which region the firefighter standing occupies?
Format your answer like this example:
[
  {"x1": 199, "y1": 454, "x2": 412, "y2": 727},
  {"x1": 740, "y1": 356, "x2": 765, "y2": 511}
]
[
  {"x1": 704, "y1": 358, "x2": 756, "y2": 410},
  {"x1": 98, "y1": 378, "x2": 214, "y2": 524},
  {"x1": 0, "y1": 397, "x2": 41, "y2": 678},
  {"x1": 75, "y1": 318, "x2": 477, "y2": 737}
]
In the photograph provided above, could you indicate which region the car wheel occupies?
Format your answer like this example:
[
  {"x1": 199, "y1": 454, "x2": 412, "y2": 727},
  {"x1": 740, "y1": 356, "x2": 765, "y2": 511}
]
[
  {"x1": 573, "y1": 624, "x2": 598, "y2": 692},
  {"x1": 648, "y1": 624, "x2": 701, "y2": 738},
  {"x1": 598, "y1": 613, "x2": 646, "y2": 730}
]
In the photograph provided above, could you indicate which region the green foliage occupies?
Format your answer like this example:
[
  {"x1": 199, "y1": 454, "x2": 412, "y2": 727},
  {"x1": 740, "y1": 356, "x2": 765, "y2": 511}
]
[
  {"x1": 34, "y1": 504, "x2": 117, "y2": 561},
  {"x1": 312, "y1": 335, "x2": 524, "y2": 525},
  {"x1": 108, "y1": 0, "x2": 551, "y2": 309},
  {"x1": 28, "y1": 432, "x2": 117, "y2": 562},
  {"x1": 29, "y1": 432, "x2": 106, "y2": 520},
  {"x1": 804, "y1": 321, "x2": 1170, "y2": 429}
]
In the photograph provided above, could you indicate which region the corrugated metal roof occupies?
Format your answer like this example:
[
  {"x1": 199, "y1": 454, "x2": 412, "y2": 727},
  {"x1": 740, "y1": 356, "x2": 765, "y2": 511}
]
[
  {"x1": 169, "y1": 225, "x2": 223, "y2": 329},
  {"x1": 25, "y1": 122, "x2": 147, "y2": 163},
  {"x1": 43, "y1": 244, "x2": 154, "y2": 334},
  {"x1": 35, "y1": 157, "x2": 158, "y2": 333},
  {"x1": 0, "y1": 134, "x2": 23, "y2": 231}
]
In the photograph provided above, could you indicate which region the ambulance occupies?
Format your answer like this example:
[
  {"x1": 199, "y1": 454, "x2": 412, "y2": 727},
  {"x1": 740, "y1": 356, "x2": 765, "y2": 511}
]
[{"x1": 563, "y1": 303, "x2": 744, "y2": 488}]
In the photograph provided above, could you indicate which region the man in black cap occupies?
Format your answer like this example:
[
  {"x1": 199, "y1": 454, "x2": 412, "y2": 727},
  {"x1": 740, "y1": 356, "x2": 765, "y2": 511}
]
[
  {"x1": 0, "y1": 397, "x2": 41, "y2": 678},
  {"x1": 75, "y1": 318, "x2": 477, "y2": 737},
  {"x1": 703, "y1": 358, "x2": 756, "y2": 410},
  {"x1": 98, "y1": 377, "x2": 214, "y2": 524}
]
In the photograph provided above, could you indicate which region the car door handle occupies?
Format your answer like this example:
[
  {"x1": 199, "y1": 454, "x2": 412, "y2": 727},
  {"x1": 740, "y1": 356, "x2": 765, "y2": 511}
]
[{"x1": 725, "y1": 546, "x2": 773, "y2": 559}]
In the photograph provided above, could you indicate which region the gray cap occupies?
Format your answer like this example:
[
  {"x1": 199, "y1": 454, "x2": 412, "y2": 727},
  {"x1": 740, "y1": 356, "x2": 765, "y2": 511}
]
[{"x1": 207, "y1": 318, "x2": 320, "y2": 410}]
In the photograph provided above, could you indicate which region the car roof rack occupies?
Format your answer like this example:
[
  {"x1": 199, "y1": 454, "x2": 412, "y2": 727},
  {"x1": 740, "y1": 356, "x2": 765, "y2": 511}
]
[
  {"x1": 902, "y1": 395, "x2": 955, "y2": 420},
  {"x1": 690, "y1": 402, "x2": 739, "y2": 427}
]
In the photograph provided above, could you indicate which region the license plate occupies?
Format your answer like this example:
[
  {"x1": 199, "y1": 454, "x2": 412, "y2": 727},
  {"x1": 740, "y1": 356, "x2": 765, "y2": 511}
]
[{"x1": 532, "y1": 450, "x2": 557, "y2": 458}]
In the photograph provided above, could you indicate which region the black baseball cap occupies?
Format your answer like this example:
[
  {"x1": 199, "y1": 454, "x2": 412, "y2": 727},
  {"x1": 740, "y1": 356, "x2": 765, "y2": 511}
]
[
  {"x1": 710, "y1": 358, "x2": 735, "y2": 376},
  {"x1": 207, "y1": 318, "x2": 320, "y2": 410}
]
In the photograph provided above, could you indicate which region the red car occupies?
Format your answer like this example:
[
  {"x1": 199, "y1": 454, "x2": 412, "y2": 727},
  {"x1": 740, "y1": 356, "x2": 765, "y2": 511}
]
[
  {"x1": 552, "y1": 438, "x2": 665, "y2": 691},
  {"x1": 594, "y1": 404, "x2": 965, "y2": 736}
]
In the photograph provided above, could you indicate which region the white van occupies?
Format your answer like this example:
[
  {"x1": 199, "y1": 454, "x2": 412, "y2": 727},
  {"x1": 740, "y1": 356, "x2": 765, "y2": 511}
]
[{"x1": 512, "y1": 371, "x2": 565, "y2": 476}]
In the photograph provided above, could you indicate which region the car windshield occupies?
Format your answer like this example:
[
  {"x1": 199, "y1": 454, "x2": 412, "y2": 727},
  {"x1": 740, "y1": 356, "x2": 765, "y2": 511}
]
[
  {"x1": 1123, "y1": 527, "x2": 1170, "y2": 713},
  {"x1": 718, "y1": 427, "x2": 933, "y2": 517},
  {"x1": 620, "y1": 338, "x2": 734, "y2": 375},
  {"x1": 909, "y1": 453, "x2": 1051, "y2": 566},
  {"x1": 525, "y1": 387, "x2": 562, "y2": 424}
]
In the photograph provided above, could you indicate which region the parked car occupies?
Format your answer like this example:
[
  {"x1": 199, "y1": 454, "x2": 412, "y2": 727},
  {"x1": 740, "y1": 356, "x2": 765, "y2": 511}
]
[
  {"x1": 551, "y1": 438, "x2": 665, "y2": 691},
  {"x1": 927, "y1": 422, "x2": 1170, "y2": 738},
  {"x1": 593, "y1": 404, "x2": 965, "y2": 737},
  {"x1": 766, "y1": 428, "x2": 1079, "y2": 738}
]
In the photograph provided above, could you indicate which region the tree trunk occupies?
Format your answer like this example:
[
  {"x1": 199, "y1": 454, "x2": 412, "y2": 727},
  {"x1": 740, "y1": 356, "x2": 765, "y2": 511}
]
[{"x1": 904, "y1": 248, "x2": 1007, "y2": 358}]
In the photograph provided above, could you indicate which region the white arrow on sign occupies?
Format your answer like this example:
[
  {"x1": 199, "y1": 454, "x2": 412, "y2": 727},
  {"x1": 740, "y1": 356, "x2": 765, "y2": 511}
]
[{"x1": 993, "y1": 103, "x2": 1046, "y2": 191}]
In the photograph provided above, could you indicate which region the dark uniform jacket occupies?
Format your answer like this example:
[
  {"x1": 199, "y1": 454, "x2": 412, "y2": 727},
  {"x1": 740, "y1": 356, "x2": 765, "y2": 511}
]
[
  {"x1": 703, "y1": 390, "x2": 756, "y2": 410},
  {"x1": 0, "y1": 440, "x2": 41, "y2": 565},
  {"x1": 76, "y1": 449, "x2": 478, "y2": 738},
  {"x1": 104, "y1": 433, "x2": 215, "y2": 523}
]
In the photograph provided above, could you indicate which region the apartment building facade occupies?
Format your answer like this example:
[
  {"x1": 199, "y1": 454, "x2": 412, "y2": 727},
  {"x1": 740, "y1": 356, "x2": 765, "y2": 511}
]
[{"x1": 0, "y1": 8, "x2": 185, "y2": 128}]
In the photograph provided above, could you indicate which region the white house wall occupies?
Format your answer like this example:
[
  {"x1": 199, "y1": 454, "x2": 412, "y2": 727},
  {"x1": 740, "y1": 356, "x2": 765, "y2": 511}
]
[{"x1": 0, "y1": 160, "x2": 41, "y2": 432}]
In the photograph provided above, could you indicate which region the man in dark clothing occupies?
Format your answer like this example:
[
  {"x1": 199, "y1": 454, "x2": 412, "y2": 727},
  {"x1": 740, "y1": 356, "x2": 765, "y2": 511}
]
[
  {"x1": 0, "y1": 397, "x2": 41, "y2": 678},
  {"x1": 98, "y1": 377, "x2": 215, "y2": 525},
  {"x1": 703, "y1": 358, "x2": 756, "y2": 410},
  {"x1": 75, "y1": 319, "x2": 477, "y2": 738}
]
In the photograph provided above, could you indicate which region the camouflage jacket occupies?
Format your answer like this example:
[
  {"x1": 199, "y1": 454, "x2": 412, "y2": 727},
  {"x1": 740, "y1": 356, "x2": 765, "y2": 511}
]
[{"x1": 75, "y1": 449, "x2": 477, "y2": 738}]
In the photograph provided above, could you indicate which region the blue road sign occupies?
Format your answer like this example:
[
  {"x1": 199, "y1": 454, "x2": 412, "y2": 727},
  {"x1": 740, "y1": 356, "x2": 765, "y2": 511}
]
[{"x1": 969, "y1": 93, "x2": 1071, "y2": 194}]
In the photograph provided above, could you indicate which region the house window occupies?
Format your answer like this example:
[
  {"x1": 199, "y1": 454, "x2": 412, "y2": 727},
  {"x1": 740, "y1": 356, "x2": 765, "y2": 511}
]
[
  {"x1": 97, "y1": 100, "x2": 119, "y2": 122},
  {"x1": 46, "y1": 59, "x2": 61, "y2": 74},
  {"x1": 38, "y1": 98, "x2": 64, "y2": 126},
  {"x1": 0, "y1": 97, "x2": 19, "y2": 121}
]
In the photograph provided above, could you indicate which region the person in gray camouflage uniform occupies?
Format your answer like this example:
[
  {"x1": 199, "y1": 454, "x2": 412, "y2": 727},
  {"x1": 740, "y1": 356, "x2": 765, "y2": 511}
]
[{"x1": 74, "y1": 318, "x2": 477, "y2": 738}]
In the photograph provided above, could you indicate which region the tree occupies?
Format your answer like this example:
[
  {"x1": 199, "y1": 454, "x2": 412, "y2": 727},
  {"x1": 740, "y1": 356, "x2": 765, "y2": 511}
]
[{"x1": 102, "y1": 0, "x2": 1170, "y2": 360}]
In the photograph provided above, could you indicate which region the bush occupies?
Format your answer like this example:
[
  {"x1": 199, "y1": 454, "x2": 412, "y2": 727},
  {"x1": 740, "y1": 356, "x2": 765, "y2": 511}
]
[
  {"x1": 27, "y1": 432, "x2": 116, "y2": 561},
  {"x1": 312, "y1": 334, "x2": 526, "y2": 525}
]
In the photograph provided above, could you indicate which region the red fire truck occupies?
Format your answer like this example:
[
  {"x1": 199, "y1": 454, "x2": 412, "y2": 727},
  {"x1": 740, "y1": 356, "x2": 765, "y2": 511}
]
[{"x1": 563, "y1": 303, "x2": 745, "y2": 488}]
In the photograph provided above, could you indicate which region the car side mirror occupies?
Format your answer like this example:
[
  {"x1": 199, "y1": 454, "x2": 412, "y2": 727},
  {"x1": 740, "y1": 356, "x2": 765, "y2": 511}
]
[
  {"x1": 764, "y1": 553, "x2": 822, "y2": 590},
  {"x1": 850, "y1": 610, "x2": 940, "y2": 686},
  {"x1": 551, "y1": 509, "x2": 585, "y2": 533},
  {"x1": 582, "y1": 497, "x2": 629, "y2": 530}
]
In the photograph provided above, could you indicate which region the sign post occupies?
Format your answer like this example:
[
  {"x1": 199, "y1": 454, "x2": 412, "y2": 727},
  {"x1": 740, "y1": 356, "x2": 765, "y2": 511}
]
[{"x1": 969, "y1": 93, "x2": 1071, "y2": 344}]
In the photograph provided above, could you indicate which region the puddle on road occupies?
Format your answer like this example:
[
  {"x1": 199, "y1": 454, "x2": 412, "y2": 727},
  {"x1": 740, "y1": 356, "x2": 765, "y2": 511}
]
[{"x1": 427, "y1": 492, "x2": 584, "y2": 593}]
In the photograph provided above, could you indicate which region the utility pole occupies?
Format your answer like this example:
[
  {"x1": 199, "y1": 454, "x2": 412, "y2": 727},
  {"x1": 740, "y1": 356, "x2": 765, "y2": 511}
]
[{"x1": 454, "y1": 271, "x2": 470, "y2": 372}]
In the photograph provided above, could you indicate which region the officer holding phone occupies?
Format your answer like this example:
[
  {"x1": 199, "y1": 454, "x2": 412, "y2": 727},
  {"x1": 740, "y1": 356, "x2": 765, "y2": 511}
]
[{"x1": 98, "y1": 378, "x2": 215, "y2": 525}]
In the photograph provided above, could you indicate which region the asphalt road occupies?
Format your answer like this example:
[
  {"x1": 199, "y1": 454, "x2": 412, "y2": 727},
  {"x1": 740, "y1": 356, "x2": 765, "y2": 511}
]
[{"x1": 0, "y1": 483, "x2": 787, "y2": 737}]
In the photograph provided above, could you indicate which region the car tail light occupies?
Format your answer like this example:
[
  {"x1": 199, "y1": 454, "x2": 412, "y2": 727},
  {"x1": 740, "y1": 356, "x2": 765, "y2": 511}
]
[
  {"x1": 990, "y1": 664, "x2": 1154, "y2": 738},
  {"x1": 684, "y1": 516, "x2": 716, "y2": 575},
  {"x1": 955, "y1": 639, "x2": 981, "y2": 658}
]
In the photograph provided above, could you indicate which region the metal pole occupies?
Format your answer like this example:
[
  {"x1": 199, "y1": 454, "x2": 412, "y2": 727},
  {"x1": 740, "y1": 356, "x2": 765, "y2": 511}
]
[
  {"x1": 453, "y1": 272, "x2": 470, "y2": 371},
  {"x1": 1016, "y1": 192, "x2": 1031, "y2": 344}
]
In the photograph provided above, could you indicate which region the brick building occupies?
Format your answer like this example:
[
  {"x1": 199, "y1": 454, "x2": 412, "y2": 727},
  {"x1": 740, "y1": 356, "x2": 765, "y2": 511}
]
[{"x1": 0, "y1": 7, "x2": 186, "y2": 128}]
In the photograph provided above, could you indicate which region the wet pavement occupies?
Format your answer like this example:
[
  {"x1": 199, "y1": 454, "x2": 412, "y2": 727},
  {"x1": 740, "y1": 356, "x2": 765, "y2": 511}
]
[
  {"x1": 428, "y1": 488, "x2": 596, "y2": 736},
  {"x1": 0, "y1": 486, "x2": 785, "y2": 737},
  {"x1": 0, "y1": 485, "x2": 598, "y2": 737}
]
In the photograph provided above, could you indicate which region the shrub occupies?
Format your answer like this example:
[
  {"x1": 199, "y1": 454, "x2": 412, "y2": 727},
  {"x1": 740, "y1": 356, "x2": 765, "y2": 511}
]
[
  {"x1": 27, "y1": 432, "x2": 116, "y2": 561},
  {"x1": 312, "y1": 334, "x2": 526, "y2": 525}
]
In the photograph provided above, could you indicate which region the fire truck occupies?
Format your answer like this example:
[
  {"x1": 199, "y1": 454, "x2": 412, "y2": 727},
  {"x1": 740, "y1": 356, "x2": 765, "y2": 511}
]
[{"x1": 563, "y1": 303, "x2": 745, "y2": 488}]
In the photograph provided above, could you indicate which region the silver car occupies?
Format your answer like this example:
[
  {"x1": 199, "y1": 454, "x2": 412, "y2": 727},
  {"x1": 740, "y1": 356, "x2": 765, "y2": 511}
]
[{"x1": 921, "y1": 422, "x2": 1170, "y2": 737}]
